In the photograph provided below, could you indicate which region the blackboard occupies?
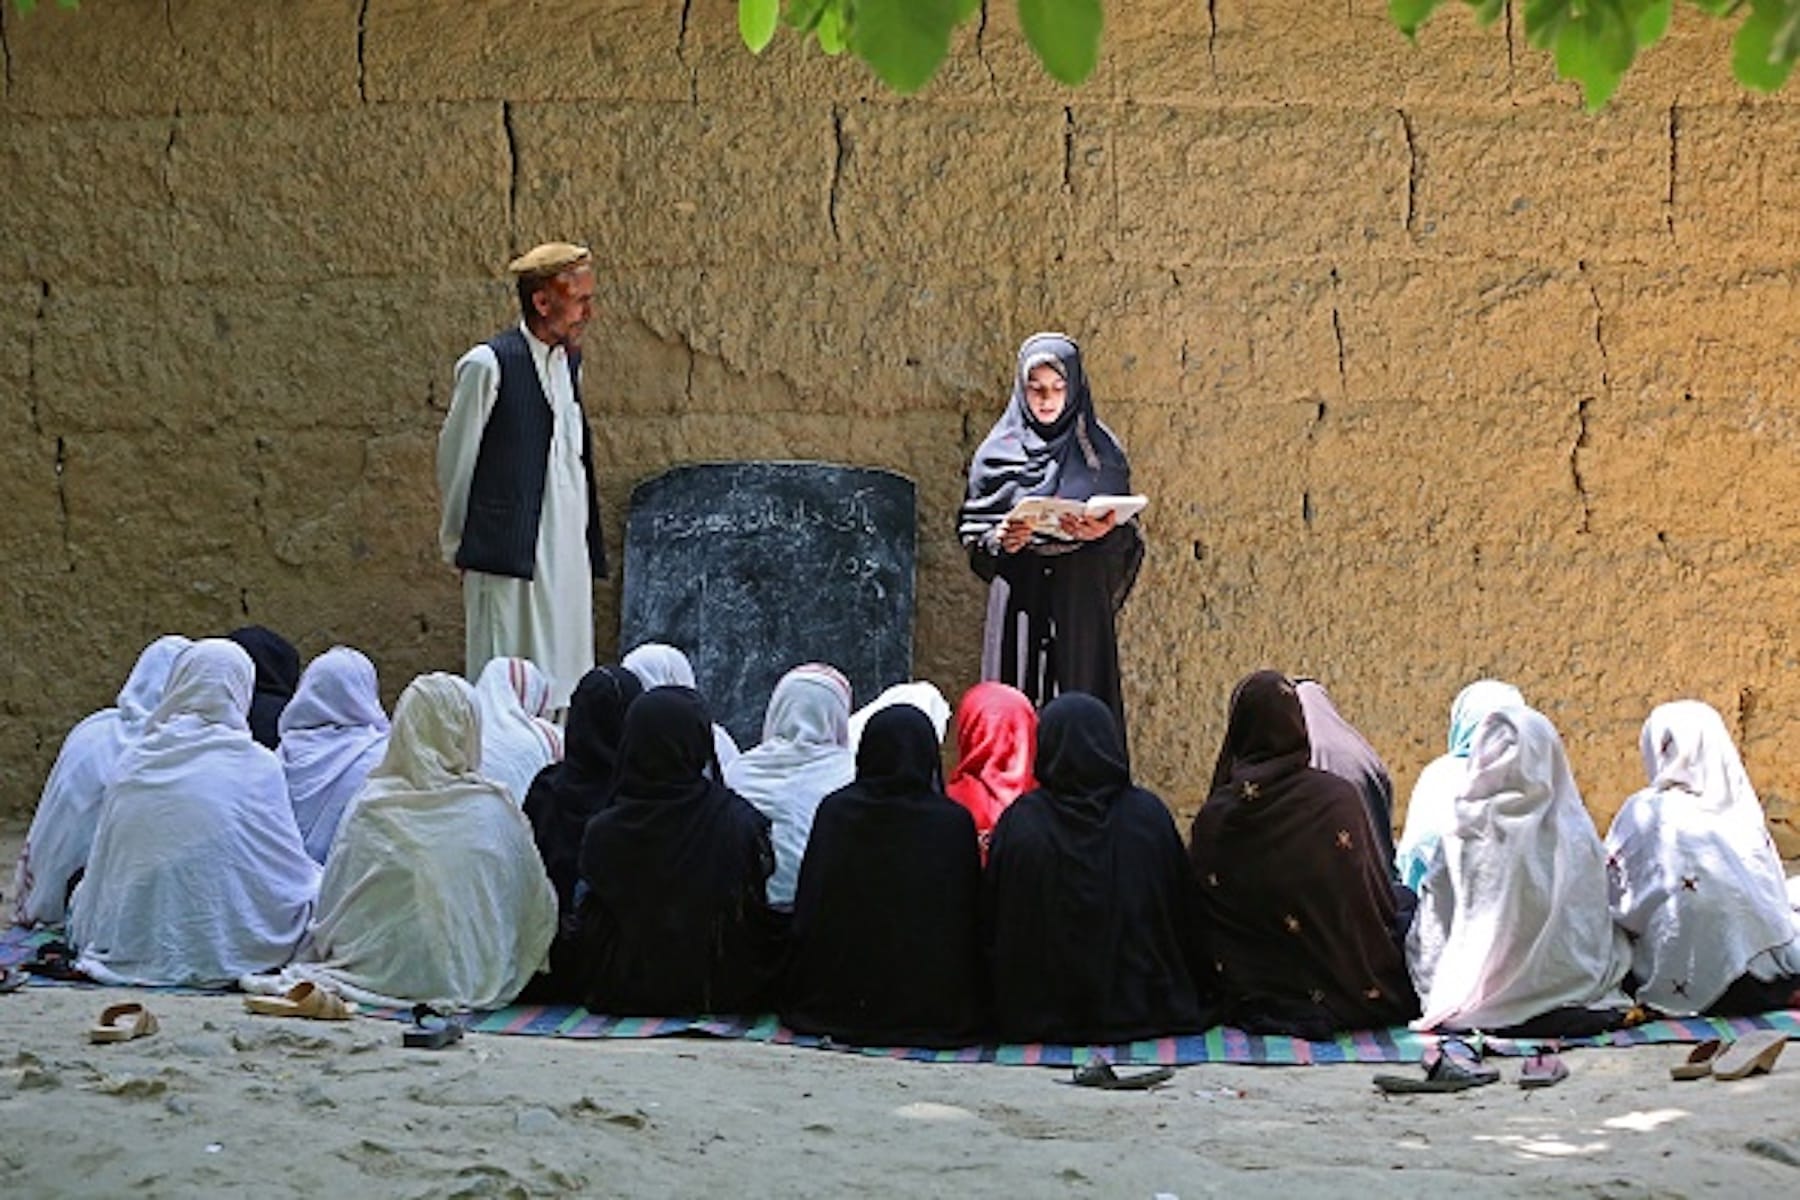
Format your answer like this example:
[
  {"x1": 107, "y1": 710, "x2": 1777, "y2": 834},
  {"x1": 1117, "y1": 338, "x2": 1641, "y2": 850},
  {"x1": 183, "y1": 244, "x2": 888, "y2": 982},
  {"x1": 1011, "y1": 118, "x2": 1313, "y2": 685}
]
[{"x1": 618, "y1": 462, "x2": 917, "y2": 748}]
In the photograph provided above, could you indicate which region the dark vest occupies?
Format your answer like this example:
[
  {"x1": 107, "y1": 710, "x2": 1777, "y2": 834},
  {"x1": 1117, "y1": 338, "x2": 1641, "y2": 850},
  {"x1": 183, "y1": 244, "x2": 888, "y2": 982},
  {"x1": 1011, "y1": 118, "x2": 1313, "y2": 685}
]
[{"x1": 455, "y1": 327, "x2": 607, "y2": 581}]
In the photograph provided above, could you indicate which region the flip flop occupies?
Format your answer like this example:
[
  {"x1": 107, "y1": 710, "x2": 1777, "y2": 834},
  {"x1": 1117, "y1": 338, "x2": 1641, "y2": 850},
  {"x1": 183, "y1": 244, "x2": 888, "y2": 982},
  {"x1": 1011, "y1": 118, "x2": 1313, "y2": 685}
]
[
  {"x1": 1671, "y1": 1038, "x2": 1726, "y2": 1081},
  {"x1": 243, "y1": 981, "x2": 357, "y2": 1021},
  {"x1": 1374, "y1": 1040, "x2": 1500, "y2": 1094},
  {"x1": 88, "y1": 1002, "x2": 159, "y2": 1044},
  {"x1": 1711, "y1": 1030, "x2": 1787, "y2": 1081},
  {"x1": 402, "y1": 1004, "x2": 465, "y2": 1050},
  {"x1": 1068, "y1": 1060, "x2": 1176, "y2": 1090},
  {"x1": 1519, "y1": 1047, "x2": 1569, "y2": 1089}
]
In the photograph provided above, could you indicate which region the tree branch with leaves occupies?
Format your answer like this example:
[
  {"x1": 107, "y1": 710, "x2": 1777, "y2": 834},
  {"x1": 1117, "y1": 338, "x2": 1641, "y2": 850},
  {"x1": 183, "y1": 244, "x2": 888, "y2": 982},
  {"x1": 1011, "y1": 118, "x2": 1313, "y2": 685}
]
[{"x1": 738, "y1": 0, "x2": 1799, "y2": 107}]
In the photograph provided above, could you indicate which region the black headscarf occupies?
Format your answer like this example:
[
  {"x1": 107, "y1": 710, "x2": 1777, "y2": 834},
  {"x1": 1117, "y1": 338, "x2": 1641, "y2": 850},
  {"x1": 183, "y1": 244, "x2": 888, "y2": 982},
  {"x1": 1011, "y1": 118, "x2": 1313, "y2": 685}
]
[
  {"x1": 227, "y1": 625, "x2": 300, "y2": 750},
  {"x1": 524, "y1": 665, "x2": 642, "y2": 913},
  {"x1": 782, "y1": 705, "x2": 986, "y2": 1047},
  {"x1": 1190, "y1": 671, "x2": 1418, "y2": 1039},
  {"x1": 574, "y1": 686, "x2": 781, "y2": 1015},
  {"x1": 983, "y1": 693, "x2": 1209, "y2": 1044},
  {"x1": 958, "y1": 333, "x2": 1134, "y2": 549},
  {"x1": 1294, "y1": 679, "x2": 1399, "y2": 874}
]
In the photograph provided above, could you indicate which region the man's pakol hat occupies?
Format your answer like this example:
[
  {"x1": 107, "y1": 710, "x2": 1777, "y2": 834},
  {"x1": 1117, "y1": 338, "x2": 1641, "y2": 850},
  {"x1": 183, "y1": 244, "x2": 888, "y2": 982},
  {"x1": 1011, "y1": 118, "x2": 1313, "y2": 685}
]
[{"x1": 507, "y1": 242, "x2": 592, "y2": 279}]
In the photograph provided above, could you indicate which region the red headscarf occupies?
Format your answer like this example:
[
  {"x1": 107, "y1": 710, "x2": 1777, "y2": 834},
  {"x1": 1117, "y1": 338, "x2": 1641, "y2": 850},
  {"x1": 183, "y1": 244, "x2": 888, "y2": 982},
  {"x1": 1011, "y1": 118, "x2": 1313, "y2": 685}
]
[{"x1": 945, "y1": 682, "x2": 1039, "y2": 847}]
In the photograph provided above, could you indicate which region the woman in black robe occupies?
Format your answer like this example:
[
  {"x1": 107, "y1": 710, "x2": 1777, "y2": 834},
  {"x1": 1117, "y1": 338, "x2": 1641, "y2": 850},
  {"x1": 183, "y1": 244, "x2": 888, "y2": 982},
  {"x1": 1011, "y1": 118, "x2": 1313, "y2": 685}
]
[
  {"x1": 523, "y1": 664, "x2": 642, "y2": 913},
  {"x1": 983, "y1": 692, "x2": 1208, "y2": 1044},
  {"x1": 1189, "y1": 671, "x2": 1419, "y2": 1040},
  {"x1": 572, "y1": 686, "x2": 782, "y2": 1015},
  {"x1": 227, "y1": 625, "x2": 300, "y2": 750},
  {"x1": 959, "y1": 333, "x2": 1143, "y2": 735},
  {"x1": 783, "y1": 705, "x2": 986, "y2": 1047}
]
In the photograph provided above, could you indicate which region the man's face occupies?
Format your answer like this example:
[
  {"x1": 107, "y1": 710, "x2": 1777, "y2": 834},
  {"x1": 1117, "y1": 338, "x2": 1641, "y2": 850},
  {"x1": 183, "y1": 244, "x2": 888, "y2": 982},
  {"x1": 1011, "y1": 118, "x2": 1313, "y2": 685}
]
[{"x1": 535, "y1": 266, "x2": 596, "y2": 347}]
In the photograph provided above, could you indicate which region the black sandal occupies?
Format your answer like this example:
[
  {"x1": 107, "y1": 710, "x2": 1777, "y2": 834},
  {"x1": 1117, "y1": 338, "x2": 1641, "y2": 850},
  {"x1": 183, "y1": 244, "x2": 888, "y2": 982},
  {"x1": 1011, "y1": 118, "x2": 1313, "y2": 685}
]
[
  {"x1": 20, "y1": 940, "x2": 90, "y2": 983},
  {"x1": 402, "y1": 1003, "x2": 466, "y2": 1050},
  {"x1": 1374, "y1": 1037, "x2": 1500, "y2": 1093},
  {"x1": 1067, "y1": 1059, "x2": 1176, "y2": 1090}
]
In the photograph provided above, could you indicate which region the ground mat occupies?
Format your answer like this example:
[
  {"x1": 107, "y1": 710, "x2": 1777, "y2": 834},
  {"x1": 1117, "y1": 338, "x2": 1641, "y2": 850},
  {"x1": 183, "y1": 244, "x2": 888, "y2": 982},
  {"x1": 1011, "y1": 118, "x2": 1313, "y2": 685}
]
[{"x1": 9, "y1": 923, "x2": 1797, "y2": 1066}]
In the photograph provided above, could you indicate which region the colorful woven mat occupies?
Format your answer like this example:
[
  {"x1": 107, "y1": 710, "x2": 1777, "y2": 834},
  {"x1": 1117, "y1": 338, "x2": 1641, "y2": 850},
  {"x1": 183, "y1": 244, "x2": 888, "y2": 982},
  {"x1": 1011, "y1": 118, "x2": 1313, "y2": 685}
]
[
  {"x1": 10, "y1": 924, "x2": 1796, "y2": 1066},
  {"x1": 361, "y1": 1003, "x2": 1800, "y2": 1066}
]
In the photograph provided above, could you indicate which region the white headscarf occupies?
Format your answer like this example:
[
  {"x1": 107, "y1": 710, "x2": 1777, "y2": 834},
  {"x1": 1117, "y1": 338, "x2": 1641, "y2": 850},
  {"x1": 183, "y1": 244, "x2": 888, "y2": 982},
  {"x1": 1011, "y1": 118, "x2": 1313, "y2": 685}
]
[
  {"x1": 1396, "y1": 679, "x2": 1526, "y2": 890},
  {"x1": 622, "y1": 641, "x2": 742, "y2": 770},
  {"x1": 278, "y1": 647, "x2": 392, "y2": 864},
  {"x1": 471, "y1": 656, "x2": 564, "y2": 806},
  {"x1": 10, "y1": 634, "x2": 192, "y2": 927},
  {"x1": 261, "y1": 673, "x2": 557, "y2": 1009},
  {"x1": 1604, "y1": 701, "x2": 1800, "y2": 1014},
  {"x1": 723, "y1": 663, "x2": 856, "y2": 909},
  {"x1": 848, "y1": 681, "x2": 952, "y2": 751},
  {"x1": 1408, "y1": 705, "x2": 1631, "y2": 1030},
  {"x1": 68, "y1": 639, "x2": 319, "y2": 986}
]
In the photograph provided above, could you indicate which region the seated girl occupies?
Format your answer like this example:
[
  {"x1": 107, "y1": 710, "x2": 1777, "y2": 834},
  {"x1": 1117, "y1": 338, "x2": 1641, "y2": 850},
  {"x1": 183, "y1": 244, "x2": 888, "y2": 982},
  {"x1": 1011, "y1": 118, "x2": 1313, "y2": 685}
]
[
  {"x1": 69, "y1": 639, "x2": 319, "y2": 987},
  {"x1": 984, "y1": 693, "x2": 1208, "y2": 1044},
  {"x1": 471, "y1": 656, "x2": 564, "y2": 805},
  {"x1": 847, "y1": 681, "x2": 952, "y2": 751},
  {"x1": 277, "y1": 646, "x2": 391, "y2": 864},
  {"x1": 621, "y1": 641, "x2": 741, "y2": 771},
  {"x1": 11, "y1": 633, "x2": 190, "y2": 928},
  {"x1": 1394, "y1": 679, "x2": 1525, "y2": 890},
  {"x1": 574, "y1": 687, "x2": 783, "y2": 1015},
  {"x1": 724, "y1": 664, "x2": 856, "y2": 910},
  {"x1": 944, "y1": 681, "x2": 1039, "y2": 858},
  {"x1": 783, "y1": 705, "x2": 986, "y2": 1047},
  {"x1": 226, "y1": 624, "x2": 301, "y2": 750},
  {"x1": 523, "y1": 663, "x2": 643, "y2": 914},
  {"x1": 273, "y1": 672, "x2": 557, "y2": 1009},
  {"x1": 1408, "y1": 705, "x2": 1632, "y2": 1035},
  {"x1": 1294, "y1": 678, "x2": 1398, "y2": 872},
  {"x1": 1606, "y1": 700, "x2": 1800, "y2": 1016},
  {"x1": 1190, "y1": 671, "x2": 1418, "y2": 1039}
]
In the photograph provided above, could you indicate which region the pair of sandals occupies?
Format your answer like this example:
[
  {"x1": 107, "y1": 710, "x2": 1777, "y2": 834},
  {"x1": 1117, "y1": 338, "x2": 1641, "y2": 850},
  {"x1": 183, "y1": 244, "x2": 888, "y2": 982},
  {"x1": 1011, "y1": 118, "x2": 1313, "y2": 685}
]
[
  {"x1": 1374, "y1": 1037, "x2": 1567, "y2": 1093},
  {"x1": 1671, "y1": 1031, "x2": 1787, "y2": 1081},
  {"x1": 248, "y1": 986, "x2": 462, "y2": 1049}
]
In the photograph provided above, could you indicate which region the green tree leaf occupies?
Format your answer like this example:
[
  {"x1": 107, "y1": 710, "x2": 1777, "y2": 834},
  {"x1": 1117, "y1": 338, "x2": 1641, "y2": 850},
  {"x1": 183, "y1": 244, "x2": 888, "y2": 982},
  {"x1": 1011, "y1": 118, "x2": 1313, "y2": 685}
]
[
  {"x1": 1389, "y1": 0, "x2": 1450, "y2": 39},
  {"x1": 739, "y1": 0, "x2": 780, "y2": 53},
  {"x1": 1551, "y1": 1, "x2": 1638, "y2": 109},
  {"x1": 850, "y1": 0, "x2": 965, "y2": 93},
  {"x1": 1633, "y1": 0, "x2": 1674, "y2": 46},
  {"x1": 1733, "y1": 0, "x2": 1800, "y2": 90},
  {"x1": 817, "y1": 3, "x2": 847, "y2": 55},
  {"x1": 784, "y1": 0, "x2": 831, "y2": 33},
  {"x1": 1019, "y1": 0, "x2": 1104, "y2": 86}
]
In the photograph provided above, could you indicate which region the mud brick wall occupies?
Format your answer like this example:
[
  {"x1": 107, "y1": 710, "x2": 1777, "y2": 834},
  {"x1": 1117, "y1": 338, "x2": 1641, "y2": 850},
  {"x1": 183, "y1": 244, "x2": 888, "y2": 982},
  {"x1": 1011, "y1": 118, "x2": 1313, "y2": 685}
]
[{"x1": 3, "y1": 1, "x2": 1798, "y2": 850}]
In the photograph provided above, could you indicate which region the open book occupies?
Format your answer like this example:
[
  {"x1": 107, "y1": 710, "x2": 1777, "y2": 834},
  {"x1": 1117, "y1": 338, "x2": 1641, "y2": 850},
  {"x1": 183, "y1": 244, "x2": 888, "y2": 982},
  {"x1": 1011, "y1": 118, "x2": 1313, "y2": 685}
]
[{"x1": 1005, "y1": 494, "x2": 1148, "y2": 539}]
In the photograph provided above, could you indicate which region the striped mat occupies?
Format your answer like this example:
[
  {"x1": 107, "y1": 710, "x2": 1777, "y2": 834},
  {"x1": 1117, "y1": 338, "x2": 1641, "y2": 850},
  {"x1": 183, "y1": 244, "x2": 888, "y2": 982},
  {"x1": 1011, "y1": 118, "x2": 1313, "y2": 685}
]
[
  {"x1": 9, "y1": 924, "x2": 1797, "y2": 1066},
  {"x1": 361, "y1": 1004, "x2": 1800, "y2": 1066}
]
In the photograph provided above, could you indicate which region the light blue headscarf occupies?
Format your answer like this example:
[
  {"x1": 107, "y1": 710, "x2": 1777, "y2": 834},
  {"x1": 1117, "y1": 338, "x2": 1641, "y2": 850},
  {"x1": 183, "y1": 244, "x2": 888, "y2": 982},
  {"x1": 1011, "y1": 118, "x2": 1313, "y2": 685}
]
[{"x1": 1397, "y1": 679, "x2": 1527, "y2": 890}]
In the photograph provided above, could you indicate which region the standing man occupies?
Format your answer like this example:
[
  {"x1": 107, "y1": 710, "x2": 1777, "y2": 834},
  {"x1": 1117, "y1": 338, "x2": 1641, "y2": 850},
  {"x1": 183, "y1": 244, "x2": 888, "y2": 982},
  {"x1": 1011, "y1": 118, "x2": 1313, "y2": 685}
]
[{"x1": 438, "y1": 242, "x2": 606, "y2": 711}]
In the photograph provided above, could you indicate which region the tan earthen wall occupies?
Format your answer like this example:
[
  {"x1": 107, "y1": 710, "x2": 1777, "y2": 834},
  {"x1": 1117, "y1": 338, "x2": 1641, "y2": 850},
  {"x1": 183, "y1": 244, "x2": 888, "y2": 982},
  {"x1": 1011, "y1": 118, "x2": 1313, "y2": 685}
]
[{"x1": 3, "y1": 1, "x2": 1798, "y2": 850}]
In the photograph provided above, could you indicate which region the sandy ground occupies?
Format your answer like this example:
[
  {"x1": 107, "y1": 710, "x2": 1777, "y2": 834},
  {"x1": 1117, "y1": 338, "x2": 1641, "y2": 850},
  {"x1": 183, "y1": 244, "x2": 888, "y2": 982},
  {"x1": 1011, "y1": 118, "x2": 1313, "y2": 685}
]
[{"x1": 5, "y1": 832, "x2": 1800, "y2": 1198}]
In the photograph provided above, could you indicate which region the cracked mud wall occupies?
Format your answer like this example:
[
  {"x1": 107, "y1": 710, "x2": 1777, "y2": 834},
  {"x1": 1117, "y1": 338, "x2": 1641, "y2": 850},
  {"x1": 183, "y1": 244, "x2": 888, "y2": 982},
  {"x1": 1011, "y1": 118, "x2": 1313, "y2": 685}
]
[{"x1": 3, "y1": 0, "x2": 1800, "y2": 850}]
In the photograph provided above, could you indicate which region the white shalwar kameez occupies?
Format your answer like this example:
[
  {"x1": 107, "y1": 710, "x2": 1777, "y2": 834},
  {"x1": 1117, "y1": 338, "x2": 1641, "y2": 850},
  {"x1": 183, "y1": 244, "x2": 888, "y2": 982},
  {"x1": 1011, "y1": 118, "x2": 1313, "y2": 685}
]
[{"x1": 438, "y1": 322, "x2": 594, "y2": 710}]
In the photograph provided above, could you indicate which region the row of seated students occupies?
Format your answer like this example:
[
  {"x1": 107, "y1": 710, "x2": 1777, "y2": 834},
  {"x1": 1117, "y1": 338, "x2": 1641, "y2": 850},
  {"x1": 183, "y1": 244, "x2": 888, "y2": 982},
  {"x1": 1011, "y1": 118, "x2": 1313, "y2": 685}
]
[{"x1": 10, "y1": 635, "x2": 1800, "y2": 1044}]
